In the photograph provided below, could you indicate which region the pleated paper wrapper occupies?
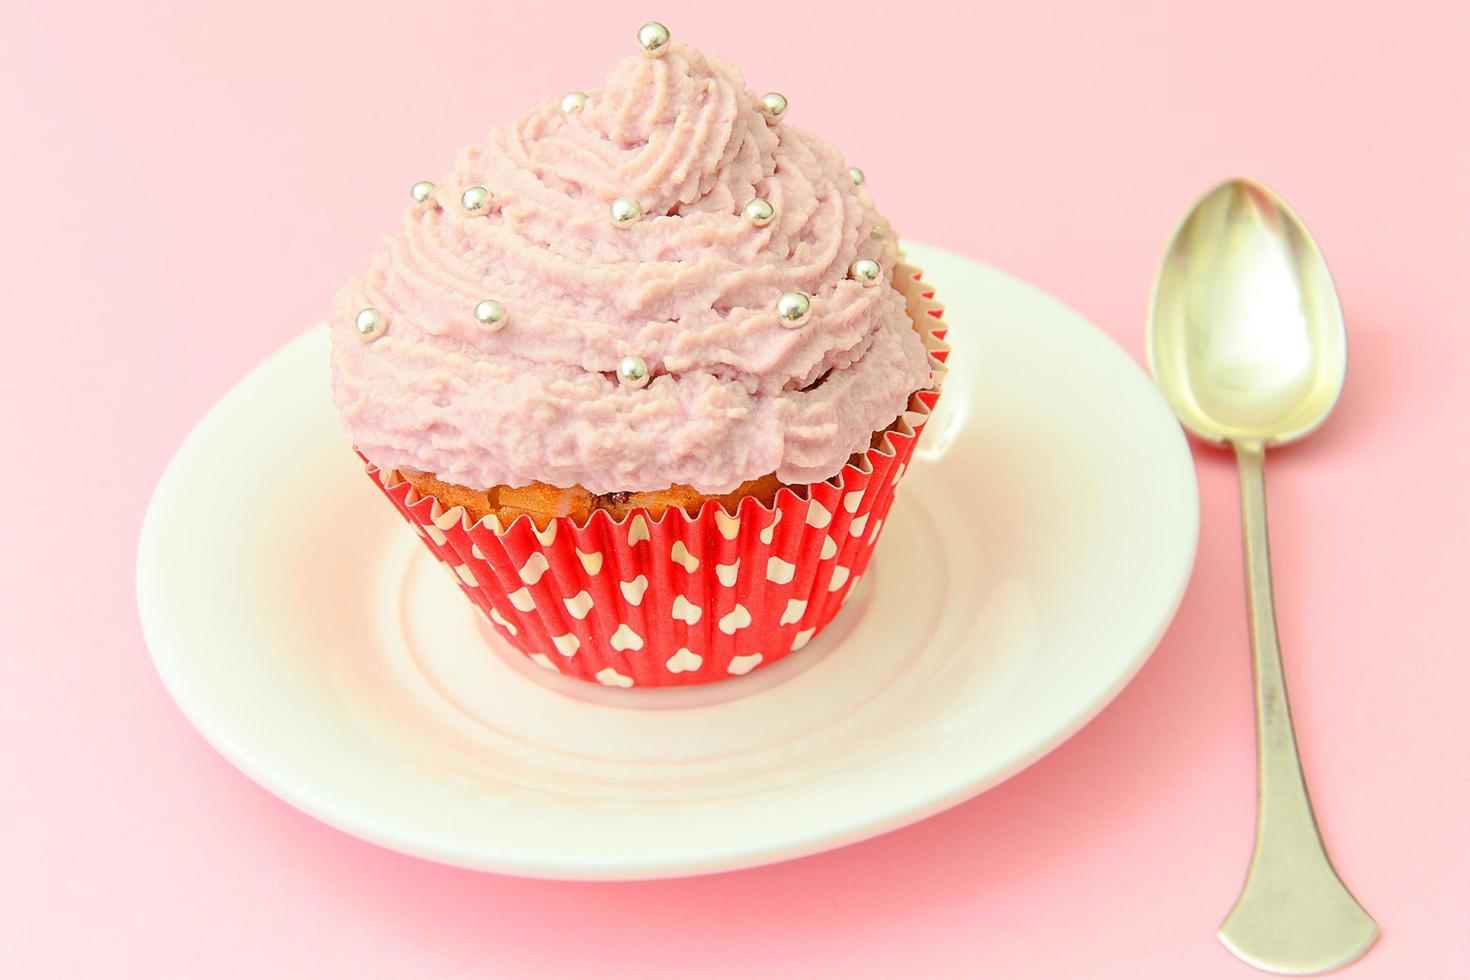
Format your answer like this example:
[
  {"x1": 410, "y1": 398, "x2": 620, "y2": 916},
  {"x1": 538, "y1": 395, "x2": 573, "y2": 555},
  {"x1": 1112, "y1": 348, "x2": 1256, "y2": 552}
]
[{"x1": 360, "y1": 260, "x2": 951, "y2": 687}]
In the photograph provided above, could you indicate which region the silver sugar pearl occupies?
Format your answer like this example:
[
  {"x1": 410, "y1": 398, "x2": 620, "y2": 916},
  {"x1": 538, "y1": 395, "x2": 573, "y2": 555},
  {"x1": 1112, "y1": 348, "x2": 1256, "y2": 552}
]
[
  {"x1": 610, "y1": 196, "x2": 643, "y2": 227},
  {"x1": 848, "y1": 258, "x2": 881, "y2": 286},
  {"x1": 410, "y1": 180, "x2": 436, "y2": 205},
  {"x1": 759, "y1": 92, "x2": 788, "y2": 123},
  {"x1": 473, "y1": 299, "x2": 507, "y2": 330},
  {"x1": 559, "y1": 91, "x2": 588, "y2": 115},
  {"x1": 355, "y1": 307, "x2": 384, "y2": 340},
  {"x1": 461, "y1": 186, "x2": 490, "y2": 214},
  {"x1": 776, "y1": 291, "x2": 812, "y2": 328},
  {"x1": 617, "y1": 355, "x2": 650, "y2": 388},
  {"x1": 743, "y1": 197, "x2": 775, "y2": 227},
  {"x1": 637, "y1": 21, "x2": 670, "y2": 56},
  {"x1": 848, "y1": 166, "x2": 865, "y2": 186}
]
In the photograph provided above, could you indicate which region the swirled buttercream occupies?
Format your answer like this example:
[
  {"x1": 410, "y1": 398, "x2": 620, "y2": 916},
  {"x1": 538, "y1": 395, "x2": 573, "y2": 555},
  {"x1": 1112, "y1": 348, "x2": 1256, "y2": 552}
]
[{"x1": 330, "y1": 42, "x2": 931, "y2": 495}]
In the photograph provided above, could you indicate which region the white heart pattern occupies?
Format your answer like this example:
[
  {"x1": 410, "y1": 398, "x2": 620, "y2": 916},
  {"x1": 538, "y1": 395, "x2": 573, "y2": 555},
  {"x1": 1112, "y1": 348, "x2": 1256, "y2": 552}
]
[
  {"x1": 620, "y1": 575, "x2": 649, "y2": 604},
  {"x1": 718, "y1": 604, "x2": 752, "y2": 634},
  {"x1": 806, "y1": 500, "x2": 832, "y2": 529},
  {"x1": 529, "y1": 653, "x2": 559, "y2": 672},
  {"x1": 489, "y1": 607, "x2": 518, "y2": 635},
  {"x1": 665, "y1": 648, "x2": 703, "y2": 673},
  {"x1": 714, "y1": 509, "x2": 741, "y2": 541},
  {"x1": 518, "y1": 552, "x2": 550, "y2": 584},
  {"x1": 791, "y1": 627, "x2": 816, "y2": 651},
  {"x1": 892, "y1": 462, "x2": 907, "y2": 486},
  {"x1": 426, "y1": 523, "x2": 448, "y2": 545},
  {"x1": 610, "y1": 624, "x2": 644, "y2": 651},
  {"x1": 563, "y1": 591, "x2": 594, "y2": 619},
  {"x1": 727, "y1": 653, "x2": 763, "y2": 675},
  {"x1": 670, "y1": 540, "x2": 699, "y2": 572},
  {"x1": 671, "y1": 595, "x2": 702, "y2": 625},
  {"x1": 507, "y1": 586, "x2": 535, "y2": 611},
  {"x1": 829, "y1": 565, "x2": 851, "y2": 590},
  {"x1": 869, "y1": 518, "x2": 884, "y2": 544},
  {"x1": 627, "y1": 514, "x2": 651, "y2": 546},
  {"x1": 780, "y1": 598, "x2": 808, "y2": 625},
  {"x1": 843, "y1": 490, "x2": 864, "y2": 513},
  {"x1": 716, "y1": 559, "x2": 740, "y2": 587},
  {"x1": 759, "y1": 510, "x2": 782, "y2": 545},
  {"x1": 595, "y1": 667, "x2": 633, "y2": 688},
  {"x1": 533, "y1": 521, "x2": 557, "y2": 546},
  {"x1": 454, "y1": 564, "x2": 478, "y2": 587},
  {"x1": 766, "y1": 557, "x2": 796, "y2": 585},
  {"x1": 820, "y1": 535, "x2": 837, "y2": 560},
  {"x1": 552, "y1": 633, "x2": 580, "y2": 656},
  {"x1": 848, "y1": 514, "x2": 869, "y2": 538},
  {"x1": 577, "y1": 549, "x2": 603, "y2": 575}
]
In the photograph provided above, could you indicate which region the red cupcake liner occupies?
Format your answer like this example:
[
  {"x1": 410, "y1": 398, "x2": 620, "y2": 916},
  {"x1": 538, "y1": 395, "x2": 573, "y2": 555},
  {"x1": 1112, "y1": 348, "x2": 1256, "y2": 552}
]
[{"x1": 360, "y1": 259, "x2": 950, "y2": 687}]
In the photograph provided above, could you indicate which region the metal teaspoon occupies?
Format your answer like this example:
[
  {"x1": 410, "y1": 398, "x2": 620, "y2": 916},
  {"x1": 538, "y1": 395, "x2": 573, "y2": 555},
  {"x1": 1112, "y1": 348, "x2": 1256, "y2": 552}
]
[{"x1": 1147, "y1": 178, "x2": 1378, "y2": 974}]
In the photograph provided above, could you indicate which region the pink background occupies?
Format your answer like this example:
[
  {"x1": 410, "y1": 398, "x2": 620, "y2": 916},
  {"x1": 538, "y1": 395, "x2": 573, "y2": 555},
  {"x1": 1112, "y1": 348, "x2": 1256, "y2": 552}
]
[{"x1": 4, "y1": 1, "x2": 1467, "y2": 976}]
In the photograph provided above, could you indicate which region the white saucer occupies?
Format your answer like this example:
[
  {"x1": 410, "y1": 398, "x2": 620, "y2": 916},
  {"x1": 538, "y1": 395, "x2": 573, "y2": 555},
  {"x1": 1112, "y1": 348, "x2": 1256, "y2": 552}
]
[{"x1": 137, "y1": 242, "x2": 1198, "y2": 880}]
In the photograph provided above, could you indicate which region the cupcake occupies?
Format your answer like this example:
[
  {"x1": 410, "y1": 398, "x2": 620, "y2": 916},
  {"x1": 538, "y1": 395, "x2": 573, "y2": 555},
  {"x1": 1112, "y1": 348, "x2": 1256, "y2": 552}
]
[{"x1": 330, "y1": 24, "x2": 949, "y2": 687}]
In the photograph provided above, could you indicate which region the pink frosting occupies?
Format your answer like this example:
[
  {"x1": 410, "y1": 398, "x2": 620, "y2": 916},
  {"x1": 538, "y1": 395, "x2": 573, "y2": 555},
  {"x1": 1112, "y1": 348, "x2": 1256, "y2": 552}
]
[{"x1": 329, "y1": 42, "x2": 931, "y2": 495}]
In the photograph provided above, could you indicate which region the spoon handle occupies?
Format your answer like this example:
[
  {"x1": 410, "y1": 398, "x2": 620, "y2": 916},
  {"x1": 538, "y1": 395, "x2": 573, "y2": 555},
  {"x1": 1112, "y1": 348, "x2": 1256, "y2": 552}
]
[{"x1": 1219, "y1": 440, "x2": 1378, "y2": 974}]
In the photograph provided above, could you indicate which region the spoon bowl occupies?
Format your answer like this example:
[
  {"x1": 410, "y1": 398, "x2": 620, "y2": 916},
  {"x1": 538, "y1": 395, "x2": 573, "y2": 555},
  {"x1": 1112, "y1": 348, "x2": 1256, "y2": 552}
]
[{"x1": 1149, "y1": 179, "x2": 1347, "y2": 446}]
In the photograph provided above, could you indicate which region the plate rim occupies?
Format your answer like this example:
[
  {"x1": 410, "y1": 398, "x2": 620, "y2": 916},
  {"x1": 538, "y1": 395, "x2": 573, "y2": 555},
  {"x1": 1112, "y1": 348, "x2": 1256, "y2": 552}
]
[{"x1": 137, "y1": 242, "x2": 1199, "y2": 880}]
